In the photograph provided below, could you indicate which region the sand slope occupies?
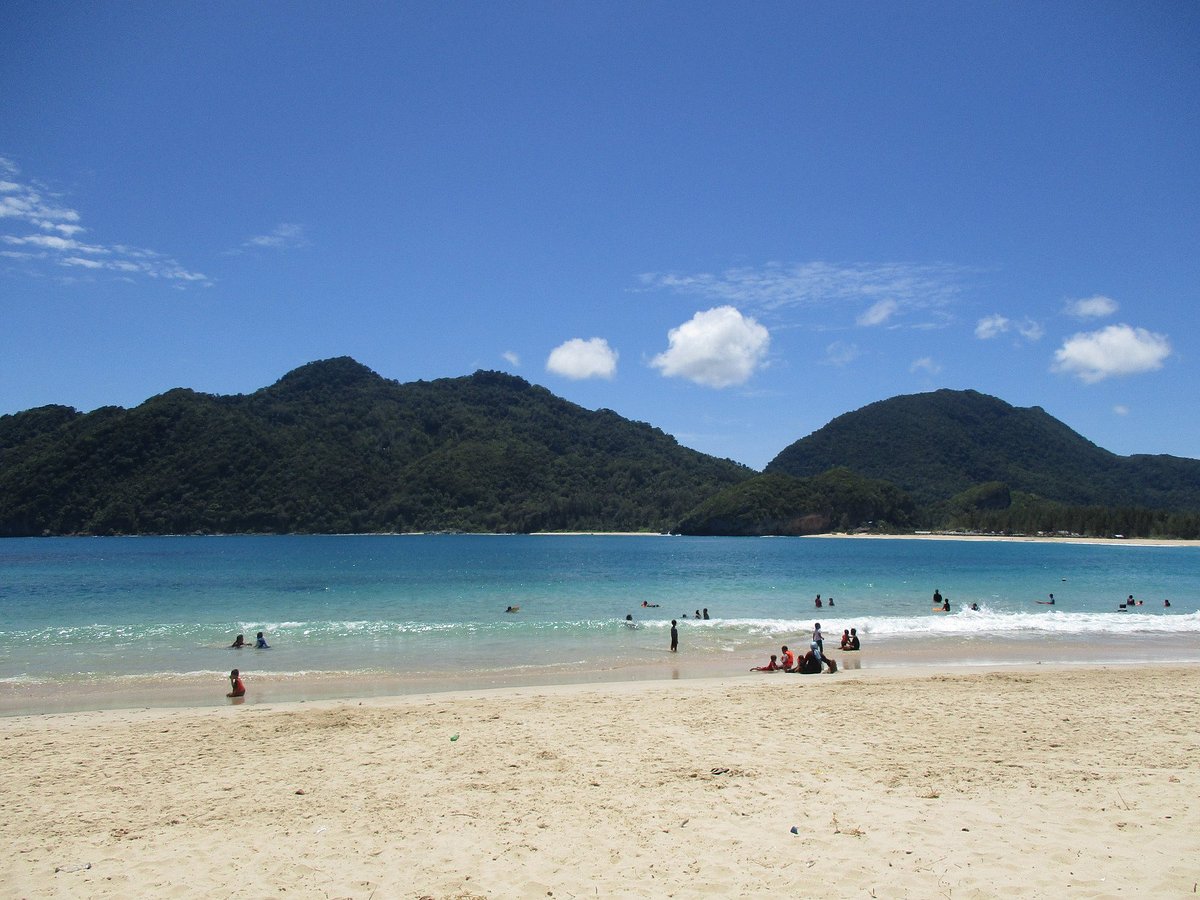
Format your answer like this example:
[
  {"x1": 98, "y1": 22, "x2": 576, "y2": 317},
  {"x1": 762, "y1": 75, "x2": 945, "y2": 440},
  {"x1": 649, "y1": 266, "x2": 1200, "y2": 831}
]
[{"x1": 2, "y1": 666, "x2": 1197, "y2": 898}]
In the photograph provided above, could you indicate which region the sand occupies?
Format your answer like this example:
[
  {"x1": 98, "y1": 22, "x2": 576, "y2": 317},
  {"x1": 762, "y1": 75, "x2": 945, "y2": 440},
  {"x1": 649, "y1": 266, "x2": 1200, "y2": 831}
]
[{"x1": 2, "y1": 666, "x2": 1197, "y2": 899}]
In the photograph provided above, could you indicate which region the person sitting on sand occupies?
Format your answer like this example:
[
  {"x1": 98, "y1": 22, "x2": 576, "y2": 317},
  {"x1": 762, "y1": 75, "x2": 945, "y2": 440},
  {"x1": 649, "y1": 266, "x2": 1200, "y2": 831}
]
[
  {"x1": 227, "y1": 669, "x2": 245, "y2": 698},
  {"x1": 254, "y1": 631, "x2": 269, "y2": 649},
  {"x1": 750, "y1": 654, "x2": 781, "y2": 672},
  {"x1": 797, "y1": 642, "x2": 837, "y2": 674},
  {"x1": 780, "y1": 645, "x2": 795, "y2": 671},
  {"x1": 230, "y1": 634, "x2": 246, "y2": 648},
  {"x1": 840, "y1": 629, "x2": 852, "y2": 650},
  {"x1": 798, "y1": 642, "x2": 823, "y2": 675},
  {"x1": 848, "y1": 628, "x2": 860, "y2": 650}
]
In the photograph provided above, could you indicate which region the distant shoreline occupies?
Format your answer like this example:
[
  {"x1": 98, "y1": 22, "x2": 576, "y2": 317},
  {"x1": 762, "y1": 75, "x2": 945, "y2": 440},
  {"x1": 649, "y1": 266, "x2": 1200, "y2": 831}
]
[
  {"x1": 535, "y1": 530, "x2": 1198, "y2": 547},
  {"x1": 805, "y1": 531, "x2": 1199, "y2": 548}
]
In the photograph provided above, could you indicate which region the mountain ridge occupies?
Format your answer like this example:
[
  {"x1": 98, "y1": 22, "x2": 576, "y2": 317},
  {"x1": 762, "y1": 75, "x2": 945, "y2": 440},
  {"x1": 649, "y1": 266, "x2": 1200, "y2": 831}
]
[{"x1": 2, "y1": 359, "x2": 1198, "y2": 537}]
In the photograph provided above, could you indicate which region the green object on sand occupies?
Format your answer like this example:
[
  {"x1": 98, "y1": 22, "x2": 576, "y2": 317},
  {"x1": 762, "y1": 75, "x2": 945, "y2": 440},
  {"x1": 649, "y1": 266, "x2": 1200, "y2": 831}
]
[{"x1": 450, "y1": 733, "x2": 459, "y2": 741}]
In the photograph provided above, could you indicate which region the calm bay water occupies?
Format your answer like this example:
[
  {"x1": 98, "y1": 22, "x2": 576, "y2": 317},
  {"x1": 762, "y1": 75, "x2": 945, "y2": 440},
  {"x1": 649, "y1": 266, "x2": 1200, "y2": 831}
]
[{"x1": 2, "y1": 535, "x2": 1198, "y2": 709}]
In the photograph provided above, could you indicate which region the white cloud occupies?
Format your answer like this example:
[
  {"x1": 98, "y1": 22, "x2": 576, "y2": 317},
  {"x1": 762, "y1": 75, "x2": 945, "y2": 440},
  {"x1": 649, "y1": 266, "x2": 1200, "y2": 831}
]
[
  {"x1": 61, "y1": 256, "x2": 105, "y2": 269},
  {"x1": 857, "y1": 298, "x2": 899, "y2": 327},
  {"x1": 0, "y1": 157, "x2": 210, "y2": 286},
  {"x1": 546, "y1": 337, "x2": 618, "y2": 380},
  {"x1": 975, "y1": 314, "x2": 1009, "y2": 339},
  {"x1": 975, "y1": 314, "x2": 1042, "y2": 342},
  {"x1": 1052, "y1": 324, "x2": 1171, "y2": 383},
  {"x1": 502, "y1": 351, "x2": 521, "y2": 367},
  {"x1": 1066, "y1": 295, "x2": 1119, "y2": 319},
  {"x1": 637, "y1": 261, "x2": 970, "y2": 326},
  {"x1": 1113, "y1": 405, "x2": 1129, "y2": 416},
  {"x1": 244, "y1": 222, "x2": 308, "y2": 250},
  {"x1": 1016, "y1": 318, "x2": 1044, "y2": 341},
  {"x1": 4, "y1": 233, "x2": 108, "y2": 254},
  {"x1": 823, "y1": 341, "x2": 861, "y2": 366},
  {"x1": 651, "y1": 306, "x2": 770, "y2": 388},
  {"x1": 910, "y1": 356, "x2": 942, "y2": 375}
]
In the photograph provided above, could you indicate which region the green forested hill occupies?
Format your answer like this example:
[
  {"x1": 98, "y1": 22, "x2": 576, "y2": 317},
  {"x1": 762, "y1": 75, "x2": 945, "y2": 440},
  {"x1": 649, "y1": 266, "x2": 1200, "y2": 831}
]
[
  {"x1": 765, "y1": 389, "x2": 1200, "y2": 511},
  {"x1": 4, "y1": 370, "x2": 1198, "y2": 538},
  {"x1": 0, "y1": 358, "x2": 752, "y2": 536},
  {"x1": 674, "y1": 469, "x2": 916, "y2": 536}
]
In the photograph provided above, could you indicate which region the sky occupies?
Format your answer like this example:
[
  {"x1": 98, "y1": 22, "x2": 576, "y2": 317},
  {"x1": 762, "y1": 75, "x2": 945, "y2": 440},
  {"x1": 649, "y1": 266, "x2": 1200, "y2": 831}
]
[{"x1": 2, "y1": 1, "x2": 1197, "y2": 470}]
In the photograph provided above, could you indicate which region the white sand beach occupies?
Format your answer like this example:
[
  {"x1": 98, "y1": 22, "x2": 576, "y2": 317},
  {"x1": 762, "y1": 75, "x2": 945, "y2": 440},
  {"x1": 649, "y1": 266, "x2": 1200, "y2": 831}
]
[{"x1": 3, "y1": 665, "x2": 1197, "y2": 898}]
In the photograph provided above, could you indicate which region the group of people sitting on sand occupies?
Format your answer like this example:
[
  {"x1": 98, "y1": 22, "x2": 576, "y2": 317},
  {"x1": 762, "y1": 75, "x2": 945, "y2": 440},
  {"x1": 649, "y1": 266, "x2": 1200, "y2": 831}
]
[
  {"x1": 751, "y1": 641, "x2": 838, "y2": 675},
  {"x1": 751, "y1": 620, "x2": 865, "y2": 676}
]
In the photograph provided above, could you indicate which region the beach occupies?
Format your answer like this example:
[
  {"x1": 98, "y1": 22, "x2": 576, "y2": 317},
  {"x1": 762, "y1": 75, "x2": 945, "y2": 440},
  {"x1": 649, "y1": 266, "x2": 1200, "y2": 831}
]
[{"x1": 3, "y1": 665, "x2": 1197, "y2": 898}]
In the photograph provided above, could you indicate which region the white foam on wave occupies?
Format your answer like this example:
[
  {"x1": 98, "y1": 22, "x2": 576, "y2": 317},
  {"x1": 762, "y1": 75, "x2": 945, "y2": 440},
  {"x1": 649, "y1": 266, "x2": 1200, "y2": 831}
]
[{"x1": 709, "y1": 610, "x2": 1200, "y2": 638}]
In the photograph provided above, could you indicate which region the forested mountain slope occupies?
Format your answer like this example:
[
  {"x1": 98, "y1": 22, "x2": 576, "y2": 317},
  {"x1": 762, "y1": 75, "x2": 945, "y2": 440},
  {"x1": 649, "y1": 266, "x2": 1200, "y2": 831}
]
[
  {"x1": 765, "y1": 389, "x2": 1200, "y2": 510},
  {"x1": 0, "y1": 358, "x2": 751, "y2": 536}
]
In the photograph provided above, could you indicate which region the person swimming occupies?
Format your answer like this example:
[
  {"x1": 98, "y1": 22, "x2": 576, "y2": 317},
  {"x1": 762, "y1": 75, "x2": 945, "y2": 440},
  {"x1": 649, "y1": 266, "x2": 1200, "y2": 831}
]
[
  {"x1": 230, "y1": 634, "x2": 246, "y2": 648},
  {"x1": 254, "y1": 631, "x2": 269, "y2": 649}
]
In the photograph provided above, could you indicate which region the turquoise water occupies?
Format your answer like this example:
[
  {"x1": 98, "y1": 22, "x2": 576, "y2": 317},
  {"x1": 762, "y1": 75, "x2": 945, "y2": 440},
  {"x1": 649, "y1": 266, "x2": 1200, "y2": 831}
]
[{"x1": 2, "y1": 535, "x2": 1198, "y2": 701}]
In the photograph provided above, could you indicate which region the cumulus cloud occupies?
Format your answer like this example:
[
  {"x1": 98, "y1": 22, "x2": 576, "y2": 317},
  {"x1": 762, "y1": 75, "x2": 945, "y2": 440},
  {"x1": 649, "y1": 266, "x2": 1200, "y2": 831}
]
[
  {"x1": 857, "y1": 298, "x2": 899, "y2": 327},
  {"x1": 975, "y1": 315, "x2": 1009, "y2": 339},
  {"x1": 823, "y1": 341, "x2": 861, "y2": 366},
  {"x1": 975, "y1": 314, "x2": 1043, "y2": 342},
  {"x1": 1066, "y1": 295, "x2": 1118, "y2": 319},
  {"x1": 1016, "y1": 319, "x2": 1044, "y2": 341},
  {"x1": 910, "y1": 356, "x2": 942, "y2": 375},
  {"x1": 0, "y1": 157, "x2": 210, "y2": 285},
  {"x1": 546, "y1": 338, "x2": 618, "y2": 380},
  {"x1": 1052, "y1": 324, "x2": 1171, "y2": 383},
  {"x1": 637, "y1": 261, "x2": 970, "y2": 326},
  {"x1": 651, "y1": 306, "x2": 770, "y2": 388}
]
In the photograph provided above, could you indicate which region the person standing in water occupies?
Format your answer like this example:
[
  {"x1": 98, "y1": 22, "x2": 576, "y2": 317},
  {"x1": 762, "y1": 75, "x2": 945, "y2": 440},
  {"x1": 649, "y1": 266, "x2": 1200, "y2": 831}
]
[{"x1": 670, "y1": 620, "x2": 679, "y2": 652}]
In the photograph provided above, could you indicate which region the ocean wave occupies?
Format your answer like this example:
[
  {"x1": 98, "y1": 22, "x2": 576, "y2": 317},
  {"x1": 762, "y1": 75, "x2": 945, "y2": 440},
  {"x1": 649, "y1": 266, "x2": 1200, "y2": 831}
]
[{"x1": 3, "y1": 610, "x2": 1197, "y2": 649}]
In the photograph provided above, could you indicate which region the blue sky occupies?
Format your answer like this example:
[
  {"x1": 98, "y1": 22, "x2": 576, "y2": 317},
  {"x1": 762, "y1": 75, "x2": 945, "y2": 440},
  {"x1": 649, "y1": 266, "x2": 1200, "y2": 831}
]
[{"x1": 2, "y1": 1, "x2": 1197, "y2": 470}]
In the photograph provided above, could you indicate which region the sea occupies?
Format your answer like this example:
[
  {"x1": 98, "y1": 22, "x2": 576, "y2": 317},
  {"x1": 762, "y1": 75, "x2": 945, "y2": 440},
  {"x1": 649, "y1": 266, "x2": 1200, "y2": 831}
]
[{"x1": 2, "y1": 534, "x2": 1198, "y2": 713}]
